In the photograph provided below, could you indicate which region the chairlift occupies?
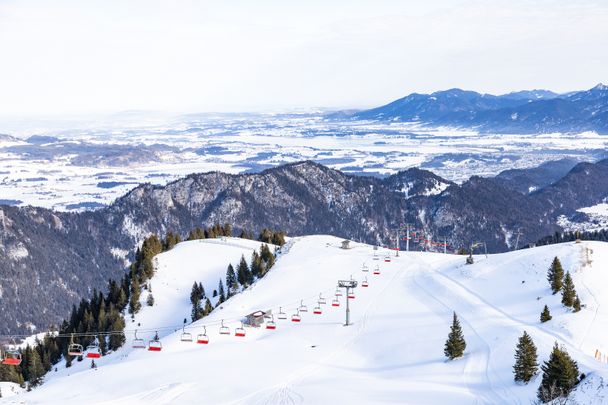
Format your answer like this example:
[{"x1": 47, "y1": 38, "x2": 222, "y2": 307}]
[
  {"x1": 1, "y1": 340, "x2": 22, "y2": 366},
  {"x1": 384, "y1": 255, "x2": 391, "y2": 263},
  {"x1": 132, "y1": 330, "x2": 146, "y2": 349},
  {"x1": 298, "y1": 300, "x2": 308, "y2": 313},
  {"x1": 334, "y1": 287, "x2": 343, "y2": 297},
  {"x1": 318, "y1": 293, "x2": 326, "y2": 305},
  {"x1": 266, "y1": 315, "x2": 277, "y2": 330},
  {"x1": 373, "y1": 265, "x2": 381, "y2": 275},
  {"x1": 362, "y1": 263, "x2": 369, "y2": 272},
  {"x1": 277, "y1": 307, "x2": 287, "y2": 320},
  {"x1": 331, "y1": 297, "x2": 340, "y2": 307},
  {"x1": 235, "y1": 322, "x2": 246, "y2": 337},
  {"x1": 219, "y1": 320, "x2": 230, "y2": 335},
  {"x1": 85, "y1": 338, "x2": 102, "y2": 359},
  {"x1": 313, "y1": 305, "x2": 322, "y2": 315},
  {"x1": 1, "y1": 351, "x2": 22, "y2": 366},
  {"x1": 148, "y1": 332, "x2": 162, "y2": 352},
  {"x1": 362, "y1": 278, "x2": 369, "y2": 287},
  {"x1": 291, "y1": 309, "x2": 301, "y2": 323},
  {"x1": 180, "y1": 325, "x2": 193, "y2": 342},
  {"x1": 348, "y1": 291, "x2": 355, "y2": 299},
  {"x1": 197, "y1": 326, "x2": 209, "y2": 344},
  {"x1": 68, "y1": 334, "x2": 84, "y2": 357}
]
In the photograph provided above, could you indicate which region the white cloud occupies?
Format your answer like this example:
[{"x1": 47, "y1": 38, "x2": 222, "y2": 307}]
[{"x1": 0, "y1": 0, "x2": 606, "y2": 116}]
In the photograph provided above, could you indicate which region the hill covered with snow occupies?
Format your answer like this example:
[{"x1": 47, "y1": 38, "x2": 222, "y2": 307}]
[{"x1": 4, "y1": 236, "x2": 608, "y2": 404}]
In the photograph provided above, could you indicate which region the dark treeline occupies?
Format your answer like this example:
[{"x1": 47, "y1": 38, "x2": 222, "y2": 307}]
[
  {"x1": 533, "y1": 229, "x2": 608, "y2": 248},
  {"x1": 0, "y1": 224, "x2": 285, "y2": 389}
]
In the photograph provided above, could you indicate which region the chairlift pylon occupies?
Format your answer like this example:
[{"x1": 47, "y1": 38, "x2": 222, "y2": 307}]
[{"x1": 197, "y1": 326, "x2": 209, "y2": 344}]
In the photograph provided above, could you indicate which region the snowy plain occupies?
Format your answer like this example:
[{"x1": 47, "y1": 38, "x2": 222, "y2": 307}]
[
  {"x1": 3, "y1": 236, "x2": 608, "y2": 404},
  {"x1": 1, "y1": 114, "x2": 607, "y2": 211}
]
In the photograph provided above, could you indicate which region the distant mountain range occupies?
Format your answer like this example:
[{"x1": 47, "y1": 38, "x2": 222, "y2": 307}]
[
  {"x1": 2, "y1": 159, "x2": 608, "y2": 334},
  {"x1": 348, "y1": 84, "x2": 608, "y2": 134}
]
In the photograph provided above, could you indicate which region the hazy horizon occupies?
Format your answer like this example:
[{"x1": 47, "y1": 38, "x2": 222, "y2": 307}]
[{"x1": 1, "y1": 0, "x2": 607, "y2": 117}]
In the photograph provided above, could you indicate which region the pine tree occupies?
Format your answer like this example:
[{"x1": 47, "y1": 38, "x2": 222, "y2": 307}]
[
  {"x1": 203, "y1": 298, "x2": 214, "y2": 315},
  {"x1": 547, "y1": 257, "x2": 564, "y2": 294},
  {"x1": 540, "y1": 305, "x2": 552, "y2": 323},
  {"x1": 537, "y1": 343, "x2": 580, "y2": 402},
  {"x1": 26, "y1": 347, "x2": 44, "y2": 387},
  {"x1": 573, "y1": 295, "x2": 582, "y2": 312},
  {"x1": 218, "y1": 279, "x2": 226, "y2": 303},
  {"x1": 237, "y1": 255, "x2": 252, "y2": 287},
  {"x1": 108, "y1": 317, "x2": 126, "y2": 351},
  {"x1": 226, "y1": 264, "x2": 238, "y2": 297},
  {"x1": 190, "y1": 282, "x2": 200, "y2": 304},
  {"x1": 444, "y1": 312, "x2": 466, "y2": 360},
  {"x1": 117, "y1": 288, "x2": 127, "y2": 311},
  {"x1": 561, "y1": 272, "x2": 577, "y2": 307},
  {"x1": 258, "y1": 228, "x2": 273, "y2": 244},
  {"x1": 129, "y1": 278, "x2": 142, "y2": 315},
  {"x1": 97, "y1": 304, "x2": 107, "y2": 331},
  {"x1": 250, "y1": 251, "x2": 262, "y2": 279},
  {"x1": 98, "y1": 334, "x2": 107, "y2": 355},
  {"x1": 190, "y1": 282, "x2": 203, "y2": 321},
  {"x1": 513, "y1": 331, "x2": 539, "y2": 383}
]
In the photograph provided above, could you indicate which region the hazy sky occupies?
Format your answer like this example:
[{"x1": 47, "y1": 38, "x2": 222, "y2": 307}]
[{"x1": 0, "y1": 0, "x2": 606, "y2": 116}]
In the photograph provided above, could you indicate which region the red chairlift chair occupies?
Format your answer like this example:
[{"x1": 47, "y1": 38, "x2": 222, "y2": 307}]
[
  {"x1": 197, "y1": 326, "x2": 209, "y2": 344},
  {"x1": 235, "y1": 322, "x2": 246, "y2": 337},
  {"x1": 148, "y1": 333, "x2": 162, "y2": 352}
]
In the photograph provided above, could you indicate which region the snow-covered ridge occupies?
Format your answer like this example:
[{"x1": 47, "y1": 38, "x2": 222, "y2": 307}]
[{"x1": 5, "y1": 236, "x2": 608, "y2": 404}]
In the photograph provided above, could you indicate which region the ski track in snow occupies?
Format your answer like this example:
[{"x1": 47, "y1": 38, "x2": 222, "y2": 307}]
[
  {"x1": 410, "y1": 258, "x2": 508, "y2": 404},
  {"x1": 575, "y1": 244, "x2": 601, "y2": 351}
]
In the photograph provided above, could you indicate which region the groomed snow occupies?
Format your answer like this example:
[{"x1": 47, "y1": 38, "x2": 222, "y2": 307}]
[{"x1": 3, "y1": 236, "x2": 608, "y2": 404}]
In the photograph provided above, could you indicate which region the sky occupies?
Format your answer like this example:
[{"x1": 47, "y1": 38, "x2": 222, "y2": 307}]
[{"x1": 0, "y1": 0, "x2": 607, "y2": 116}]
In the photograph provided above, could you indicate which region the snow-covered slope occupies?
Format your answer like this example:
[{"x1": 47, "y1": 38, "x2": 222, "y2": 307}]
[{"x1": 4, "y1": 237, "x2": 608, "y2": 404}]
